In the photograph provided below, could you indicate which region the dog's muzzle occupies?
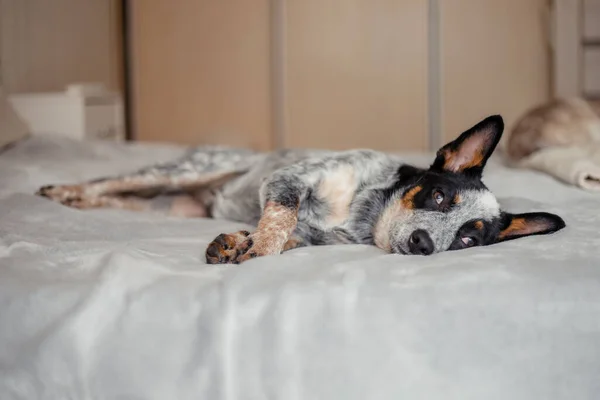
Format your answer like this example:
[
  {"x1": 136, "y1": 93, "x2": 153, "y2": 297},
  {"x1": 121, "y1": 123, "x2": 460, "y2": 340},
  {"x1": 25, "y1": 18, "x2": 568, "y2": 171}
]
[{"x1": 408, "y1": 229, "x2": 434, "y2": 255}]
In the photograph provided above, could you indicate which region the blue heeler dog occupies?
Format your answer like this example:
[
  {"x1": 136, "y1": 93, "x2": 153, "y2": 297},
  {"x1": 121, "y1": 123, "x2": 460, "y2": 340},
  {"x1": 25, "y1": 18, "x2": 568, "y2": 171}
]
[{"x1": 37, "y1": 115, "x2": 566, "y2": 264}]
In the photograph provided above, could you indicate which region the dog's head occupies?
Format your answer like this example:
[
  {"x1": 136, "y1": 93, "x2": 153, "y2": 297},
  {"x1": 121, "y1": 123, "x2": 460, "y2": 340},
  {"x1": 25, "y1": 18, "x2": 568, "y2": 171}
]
[{"x1": 375, "y1": 115, "x2": 566, "y2": 255}]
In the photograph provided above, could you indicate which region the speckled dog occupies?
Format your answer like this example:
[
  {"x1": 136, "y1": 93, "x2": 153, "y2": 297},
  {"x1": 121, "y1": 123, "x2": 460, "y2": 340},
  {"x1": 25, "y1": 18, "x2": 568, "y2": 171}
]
[{"x1": 37, "y1": 115, "x2": 566, "y2": 264}]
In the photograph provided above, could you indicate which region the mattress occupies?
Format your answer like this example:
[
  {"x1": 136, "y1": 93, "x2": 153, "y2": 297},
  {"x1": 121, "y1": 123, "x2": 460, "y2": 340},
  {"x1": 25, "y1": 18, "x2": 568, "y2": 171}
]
[{"x1": 0, "y1": 136, "x2": 599, "y2": 400}]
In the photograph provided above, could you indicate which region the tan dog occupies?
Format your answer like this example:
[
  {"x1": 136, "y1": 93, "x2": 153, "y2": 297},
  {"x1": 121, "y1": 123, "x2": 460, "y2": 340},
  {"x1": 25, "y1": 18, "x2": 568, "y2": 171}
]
[{"x1": 507, "y1": 98, "x2": 600, "y2": 161}]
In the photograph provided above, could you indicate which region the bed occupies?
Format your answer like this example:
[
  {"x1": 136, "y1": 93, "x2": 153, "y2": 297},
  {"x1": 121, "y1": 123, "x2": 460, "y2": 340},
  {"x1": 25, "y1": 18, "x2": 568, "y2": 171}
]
[{"x1": 1, "y1": 135, "x2": 599, "y2": 400}]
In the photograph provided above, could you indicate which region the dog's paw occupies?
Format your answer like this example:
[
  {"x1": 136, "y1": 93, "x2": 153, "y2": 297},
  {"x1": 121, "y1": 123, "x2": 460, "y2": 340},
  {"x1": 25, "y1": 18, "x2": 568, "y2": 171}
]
[
  {"x1": 232, "y1": 231, "x2": 284, "y2": 264},
  {"x1": 233, "y1": 238, "x2": 263, "y2": 263},
  {"x1": 206, "y1": 230, "x2": 288, "y2": 264},
  {"x1": 205, "y1": 230, "x2": 251, "y2": 264},
  {"x1": 36, "y1": 184, "x2": 84, "y2": 203}
]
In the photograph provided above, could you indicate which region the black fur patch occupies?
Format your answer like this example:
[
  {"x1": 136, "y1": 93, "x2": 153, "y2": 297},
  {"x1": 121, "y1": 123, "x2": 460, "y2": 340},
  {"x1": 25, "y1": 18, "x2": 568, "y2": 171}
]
[{"x1": 391, "y1": 167, "x2": 489, "y2": 211}]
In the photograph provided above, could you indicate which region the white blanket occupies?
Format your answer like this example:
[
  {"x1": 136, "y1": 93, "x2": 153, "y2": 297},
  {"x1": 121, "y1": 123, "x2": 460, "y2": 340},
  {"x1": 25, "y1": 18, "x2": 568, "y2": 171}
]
[
  {"x1": 514, "y1": 144, "x2": 600, "y2": 191},
  {"x1": 1, "y1": 136, "x2": 599, "y2": 400}
]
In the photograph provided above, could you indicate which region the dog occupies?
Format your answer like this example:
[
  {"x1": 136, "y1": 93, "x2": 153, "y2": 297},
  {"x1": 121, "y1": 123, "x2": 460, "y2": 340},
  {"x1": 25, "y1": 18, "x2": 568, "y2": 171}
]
[
  {"x1": 507, "y1": 97, "x2": 600, "y2": 162},
  {"x1": 37, "y1": 115, "x2": 565, "y2": 264}
]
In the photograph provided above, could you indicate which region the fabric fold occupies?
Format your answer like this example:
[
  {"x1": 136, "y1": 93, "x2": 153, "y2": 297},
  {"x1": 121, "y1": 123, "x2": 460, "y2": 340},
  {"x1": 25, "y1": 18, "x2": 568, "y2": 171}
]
[{"x1": 511, "y1": 144, "x2": 600, "y2": 191}]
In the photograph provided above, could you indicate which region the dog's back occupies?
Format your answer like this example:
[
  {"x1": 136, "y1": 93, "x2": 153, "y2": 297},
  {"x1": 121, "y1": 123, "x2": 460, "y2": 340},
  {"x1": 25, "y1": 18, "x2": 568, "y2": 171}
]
[{"x1": 208, "y1": 148, "x2": 334, "y2": 224}]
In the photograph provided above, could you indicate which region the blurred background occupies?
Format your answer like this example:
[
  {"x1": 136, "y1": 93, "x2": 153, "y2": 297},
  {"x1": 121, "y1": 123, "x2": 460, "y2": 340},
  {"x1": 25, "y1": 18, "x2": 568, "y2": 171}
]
[{"x1": 0, "y1": 0, "x2": 598, "y2": 152}]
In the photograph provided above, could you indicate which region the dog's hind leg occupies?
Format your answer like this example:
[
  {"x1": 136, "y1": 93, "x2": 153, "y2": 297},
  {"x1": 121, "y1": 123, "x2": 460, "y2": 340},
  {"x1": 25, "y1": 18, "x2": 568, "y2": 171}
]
[
  {"x1": 37, "y1": 168, "x2": 243, "y2": 204},
  {"x1": 37, "y1": 146, "x2": 261, "y2": 211},
  {"x1": 64, "y1": 194, "x2": 210, "y2": 218}
]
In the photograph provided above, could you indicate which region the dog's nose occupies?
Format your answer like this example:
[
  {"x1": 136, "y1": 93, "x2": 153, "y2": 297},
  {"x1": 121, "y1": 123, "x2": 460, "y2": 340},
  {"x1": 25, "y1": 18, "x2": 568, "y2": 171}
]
[{"x1": 408, "y1": 230, "x2": 434, "y2": 255}]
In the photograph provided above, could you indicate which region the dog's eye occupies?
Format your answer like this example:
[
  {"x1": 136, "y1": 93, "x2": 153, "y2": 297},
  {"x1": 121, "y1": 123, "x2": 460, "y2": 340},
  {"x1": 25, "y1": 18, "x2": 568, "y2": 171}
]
[
  {"x1": 461, "y1": 237, "x2": 475, "y2": 247},
  {"x1": 433, "y1": 190, "x2": 444, "y2": 205}
]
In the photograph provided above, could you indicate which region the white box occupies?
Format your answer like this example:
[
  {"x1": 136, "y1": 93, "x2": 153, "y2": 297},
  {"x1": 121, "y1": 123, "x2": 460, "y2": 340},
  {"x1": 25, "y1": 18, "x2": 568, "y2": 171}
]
[{"x1": 8, "y1": 83, "x2": 125, "y2": 141}]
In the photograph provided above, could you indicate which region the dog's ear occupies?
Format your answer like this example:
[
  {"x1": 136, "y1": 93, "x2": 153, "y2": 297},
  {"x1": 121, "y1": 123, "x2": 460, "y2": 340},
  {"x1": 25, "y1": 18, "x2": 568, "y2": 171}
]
[
  {"x1": 431, "y1": 115, "x2": 504, "y2": 177},
  {"x1": 397, "y1": 164, "x2": 425, "y2": 181},
  {"x1": 495, "y1": 212, "x2": 566, "y2": 242}
]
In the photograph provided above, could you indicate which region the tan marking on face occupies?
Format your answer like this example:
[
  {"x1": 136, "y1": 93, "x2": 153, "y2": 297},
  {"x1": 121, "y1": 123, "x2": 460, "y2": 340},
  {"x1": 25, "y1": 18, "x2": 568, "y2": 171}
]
[
  {"x1": 373, "y1": 206, "x2": 400, "y2": 252},
  {"x1": 317, "y1": 165, "x2": 357, "y2": 227},
  {"x1": 401, "y1": 186, "x2": 422, "y2": 209},
  {"x1": 373, "y1": 189, "x2": 420, "y2": 252},
  {"x1": 498, "y1": 217, "x2": 527, "y2": 239},
  {"x1": 454, "y1": 194, "x2": 462, "y2": 204},
  {"x1": 474, "y1": 220, "x2": 484, "y2": 230}
]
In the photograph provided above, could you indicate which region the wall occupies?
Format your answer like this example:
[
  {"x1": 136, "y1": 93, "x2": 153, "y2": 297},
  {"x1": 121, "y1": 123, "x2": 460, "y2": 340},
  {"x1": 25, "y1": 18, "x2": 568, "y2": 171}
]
[
  {"x1": 129, "y1": 0, "x2": 273, "y2": 150},
  {"x1": 0, "y1": 1, "x2": 552, "y2": 151},
  {"x1": 0, "y1": 0, "x2": 122, "y2": 94},
  {"x1": 130, "y1": 0, "x2": 551, "y2": 151},
  {"x1": 439, "y1": 0, "x2": 551, "y2": 144}
]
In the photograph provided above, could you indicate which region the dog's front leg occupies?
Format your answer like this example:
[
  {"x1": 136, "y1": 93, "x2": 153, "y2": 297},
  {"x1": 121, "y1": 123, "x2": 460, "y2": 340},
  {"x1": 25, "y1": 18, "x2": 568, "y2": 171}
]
[
  {"x1": 206, "y1": 173, "x2": 304, "y2": 264},
  {"x1": 236, "y1": 200, "x2": 299, "y2": 263}
]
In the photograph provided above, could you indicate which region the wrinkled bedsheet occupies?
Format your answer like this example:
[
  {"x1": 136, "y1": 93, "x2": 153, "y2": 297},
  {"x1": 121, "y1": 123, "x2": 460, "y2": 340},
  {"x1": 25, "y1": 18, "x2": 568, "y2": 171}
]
[{"x1": 0, "y1": 136, "x2": 599, "y2": 400}]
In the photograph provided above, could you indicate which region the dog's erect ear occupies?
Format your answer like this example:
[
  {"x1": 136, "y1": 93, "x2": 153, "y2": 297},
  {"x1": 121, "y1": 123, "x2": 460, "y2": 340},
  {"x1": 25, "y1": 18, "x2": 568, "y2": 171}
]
[
  {"x1": 396, "y1": 164, "x2": 425, "y2": 182},
  {"x1": 431, "y1": 115, "x2": 504, "y2": 176},
  {"x1": 496, "y1": 212, "x2": 566, "y2": 242}
]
